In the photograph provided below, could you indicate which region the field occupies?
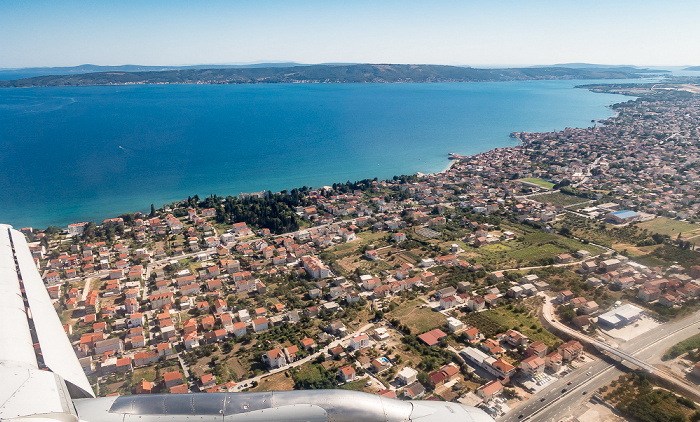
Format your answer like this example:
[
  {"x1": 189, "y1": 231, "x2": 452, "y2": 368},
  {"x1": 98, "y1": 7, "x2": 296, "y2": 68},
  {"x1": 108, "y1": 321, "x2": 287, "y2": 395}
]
[
  {"x1": 466, "y1": 228, "x2": 603, "y2": 269},
  {"x1": 662, "y1": 332, "x2": 700, "y2": 361},
  {"x1": 387, "y1": 299, "x2": 446, "y2": 334},
  {"x1": 532, "y1": 192, "x2": 590, "y2": 207},
  {"x1": 482, "y1": 307, "x2": 561, "y2": 349},
  {"x1": 341, "y1": 379, "x2": 369, "y2": 391},
  {"x1": 464, "y1": 298, "x2": 561, "y2": 350},
  {"x1": 132, "y1": 366, "x2": 157, "y2": 383},
  {"x1": 637, "y1": 217, "x2": 700, "y2": 238},
  {"x1": 602, "y1": 373, "x2": 698, "y2": 421},
  {"x1": 507, "y1": 243, "x2": 567, "y2": 263},
  {"x1": 251, "y1": 370, "x2": 295, "y2": 391},
  {"x1": 518, "y1": 178, "x2": 555, "y2": 189}
]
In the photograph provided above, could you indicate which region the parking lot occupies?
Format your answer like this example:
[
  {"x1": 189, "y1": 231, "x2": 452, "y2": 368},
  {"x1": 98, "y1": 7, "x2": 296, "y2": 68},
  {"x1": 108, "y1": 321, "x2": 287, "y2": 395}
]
[{"x1": 599, "y1": 315, "x2": 660, "y2": 341}]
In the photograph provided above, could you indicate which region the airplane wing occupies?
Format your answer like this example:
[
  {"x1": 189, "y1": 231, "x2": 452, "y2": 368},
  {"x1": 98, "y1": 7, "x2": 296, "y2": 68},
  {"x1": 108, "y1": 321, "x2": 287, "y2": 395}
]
[{"x1": 0, "y1": 224, "x2": 494, "y2": 422}]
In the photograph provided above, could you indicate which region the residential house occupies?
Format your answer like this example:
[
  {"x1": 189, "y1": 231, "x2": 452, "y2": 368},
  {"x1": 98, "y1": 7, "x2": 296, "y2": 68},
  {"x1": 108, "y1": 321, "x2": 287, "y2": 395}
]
[
  {"x1": 349, "y1": 334, "x2": 370, "y2": 351},
  {"x1": 557, "y1": 340, "x2": 584, "y2": 361},
  {"x1": 404, "y1": 382, "x2": 425, "y2": 399},
  {"x1": 525, "y1": 341, "x2": 547, "y2": 358},
  {"x1": 263, "y1": 349, "x2": 287, "y2": 369},
  {"x1": 545, "y1": 352, "x2": 563, "y2": 372},
  {"x1": 397, "y1": 367, "x2": 418, "y2": 385},
  {"x1": 338, "y1": 366, "x2": 356, "y2": 382},
  {"x1": 253, "y1": 317, "x2": 269, "y2": 333},
  {"x1": 520, "y1": 356, "x2": 545, "y2": 376},
  {"x1": 476, "y1": 380, "x2": 503, "y2": 400}
]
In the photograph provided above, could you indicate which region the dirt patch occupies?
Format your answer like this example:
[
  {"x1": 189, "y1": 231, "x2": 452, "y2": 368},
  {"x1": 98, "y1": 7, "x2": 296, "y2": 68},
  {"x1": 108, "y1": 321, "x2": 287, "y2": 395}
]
[
  {"x1": 396, "y1": 253, "x2": 418, "y2": 265},
  {"x1": 577, "y1": 403, "x2": 626, "y2": 422},
  {"x1": 226, "y1": 357, "x2": 248, "y2": 380},
  {"x1": 252, "y1": 371, "x2": 295, "y2": 392}
]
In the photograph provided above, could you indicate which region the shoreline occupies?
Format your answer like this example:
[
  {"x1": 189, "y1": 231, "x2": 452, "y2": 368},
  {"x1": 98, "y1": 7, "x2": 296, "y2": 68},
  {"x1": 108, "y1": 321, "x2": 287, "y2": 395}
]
[{"x1": 3, "y1": 80, "x2": 636, "y2": 230}]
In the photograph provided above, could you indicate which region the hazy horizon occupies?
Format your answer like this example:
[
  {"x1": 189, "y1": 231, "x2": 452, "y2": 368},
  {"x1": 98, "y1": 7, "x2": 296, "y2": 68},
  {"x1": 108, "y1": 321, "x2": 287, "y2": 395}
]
[
  {"x1": 0, "y1": 62, "x2": 692, "y2": 72},
  {"x1": 2, "y1": 0, "x2": 699, "y2": 69}
]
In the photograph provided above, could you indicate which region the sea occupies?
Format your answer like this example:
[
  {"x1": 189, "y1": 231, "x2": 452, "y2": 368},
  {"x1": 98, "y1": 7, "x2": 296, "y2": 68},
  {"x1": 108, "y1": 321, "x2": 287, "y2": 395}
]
[{"x1": 0, "y1": 79, "x2": 642, "y2": 229}]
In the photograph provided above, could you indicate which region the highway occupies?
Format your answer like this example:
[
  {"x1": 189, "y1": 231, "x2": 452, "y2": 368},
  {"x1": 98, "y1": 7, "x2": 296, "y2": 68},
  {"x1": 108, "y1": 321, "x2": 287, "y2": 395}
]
[{"x1": 497, "y1": 298, "x2": 700, "y2": 422}]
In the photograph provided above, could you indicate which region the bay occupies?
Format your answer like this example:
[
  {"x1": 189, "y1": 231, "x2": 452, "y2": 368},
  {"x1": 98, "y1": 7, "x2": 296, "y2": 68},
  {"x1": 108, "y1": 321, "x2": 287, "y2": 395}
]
[{"x1": 0, "y1": 80, "x2": 634, "y2": 229}]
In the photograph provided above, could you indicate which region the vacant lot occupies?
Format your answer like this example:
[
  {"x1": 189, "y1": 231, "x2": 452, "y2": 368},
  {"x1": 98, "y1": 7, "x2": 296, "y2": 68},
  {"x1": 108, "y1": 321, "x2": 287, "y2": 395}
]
[
  {"x1": 519, "y1": 178, "x2": 555, "y2": 189},
  {"x1": 387, "y1": 299, "x2": 445, "y2": 334},
  {"x1": 483, "y1": 306, "x2": 561, "y2": 350},
  {"x1": 507, "y1": 243, "x2": 567, "y2": 263},
  {"x1": 638, "y1": 217, "x2": 700, "y2": 238},
  {"x1": 663, "y1": 332, "x2": 700, "y2": 361},
  {"x1": 251, "y1": 370, "x2": 295, "y2": 391},
  {"x1": 533, "y1": 192, "x2": 590, "y2": 207},
  {"x1": 465, "y1": 228, "x2": 603, "y2": 269},
  {"x1": 464, "y1": 298, "x2": 561, "y2": 350}
]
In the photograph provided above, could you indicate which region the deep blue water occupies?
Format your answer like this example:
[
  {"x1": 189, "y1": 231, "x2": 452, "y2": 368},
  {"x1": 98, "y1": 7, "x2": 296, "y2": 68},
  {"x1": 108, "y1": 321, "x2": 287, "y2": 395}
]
[{"x1": 0, "y1": 80, "x2": 634, "y2": 229}]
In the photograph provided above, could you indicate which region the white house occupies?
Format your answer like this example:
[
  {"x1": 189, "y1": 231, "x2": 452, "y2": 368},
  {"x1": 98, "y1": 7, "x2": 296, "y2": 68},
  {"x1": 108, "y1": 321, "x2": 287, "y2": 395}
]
[
  {"x1": 263, "y1": 349, "x2": 287, "y2": 369},
  {"x1": 349, "y1": 334, "x2": 370, "y2": 351}
]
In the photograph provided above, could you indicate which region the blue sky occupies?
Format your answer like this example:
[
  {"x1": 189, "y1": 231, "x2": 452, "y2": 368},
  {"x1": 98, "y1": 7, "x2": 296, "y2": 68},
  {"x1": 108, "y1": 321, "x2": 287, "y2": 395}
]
[{"x1": 1, "y1": 0, "x2": 699, "y2": 68}]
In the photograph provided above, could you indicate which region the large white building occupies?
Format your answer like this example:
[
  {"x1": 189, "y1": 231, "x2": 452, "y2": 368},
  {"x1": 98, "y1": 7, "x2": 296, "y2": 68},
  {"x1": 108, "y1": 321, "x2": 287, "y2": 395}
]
[
  {"x1": 67, "y1": 222, "x2": 89, "y2": 236},
  {"x1": 598, "y1": 303, "x2": 643, "y2": 328}
]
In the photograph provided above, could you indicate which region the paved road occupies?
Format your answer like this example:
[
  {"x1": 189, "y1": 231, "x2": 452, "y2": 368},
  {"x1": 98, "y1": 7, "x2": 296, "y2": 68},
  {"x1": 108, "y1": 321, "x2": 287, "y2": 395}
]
[
  {"x1": 498, "y1": 359, "x2": 616, "y2": 422},
  {"x1": 233, "y1": 323, "x2": 375, "y2": 390},
  {"x1": 177, "y1": 352, "x2": 199, "y2": 392},
  {"x1": 498, "y1": 297, "x2": 700, "y2": 422},
  {"x1": 541, "y1": 293, "x2": 700, "y2": 395}
]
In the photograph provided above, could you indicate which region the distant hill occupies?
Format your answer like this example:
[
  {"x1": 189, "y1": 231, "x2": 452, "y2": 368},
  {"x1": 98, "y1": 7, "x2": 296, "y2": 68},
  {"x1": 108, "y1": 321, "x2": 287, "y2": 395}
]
[
  {"x1": 0, "y1": 62, "x2": 305, "y2": 81},
  {"x1": 684, "y1": 66, "x2": 700, "y2": 71},
  {"x1": 530, "y1": 63, "x2": 669, "y2": 74},
  {"x1": 0, "y1": 63, "x2": 646, "y2": 88}
]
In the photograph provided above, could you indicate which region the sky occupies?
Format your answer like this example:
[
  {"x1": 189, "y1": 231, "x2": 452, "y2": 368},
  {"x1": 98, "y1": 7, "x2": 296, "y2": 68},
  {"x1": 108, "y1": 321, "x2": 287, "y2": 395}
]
[{"x1": 1, "y1": 0, "x2": 699, "y2": 69}]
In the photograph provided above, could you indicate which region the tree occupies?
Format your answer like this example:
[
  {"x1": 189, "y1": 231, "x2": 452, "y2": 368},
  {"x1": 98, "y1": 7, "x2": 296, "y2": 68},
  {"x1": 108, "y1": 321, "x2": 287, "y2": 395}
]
[
  {"x1": 150, "y1": 203, "x2": 156, "y2": 217},
  {"x1": 559, "y1": 305, "x2": 577, "y2": 323}
]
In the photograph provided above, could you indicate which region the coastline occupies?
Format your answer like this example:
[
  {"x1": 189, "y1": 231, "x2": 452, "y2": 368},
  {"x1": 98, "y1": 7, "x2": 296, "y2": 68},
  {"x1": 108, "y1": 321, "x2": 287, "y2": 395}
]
[
  {"x1": 439, "y1": 158, "x2": 458, "y2": 174},
  {"x1": 0, "y1": 80, "x2": 632, "y2": 229}
]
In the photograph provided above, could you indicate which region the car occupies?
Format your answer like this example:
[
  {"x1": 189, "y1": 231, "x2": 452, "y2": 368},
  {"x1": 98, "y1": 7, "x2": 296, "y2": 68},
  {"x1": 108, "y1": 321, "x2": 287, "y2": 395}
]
[
  {"x1": 567, "y1": 382, "x2": 572, "y2": 385},
  {"x1": 518, "y1": 415, "x2": 523, "y2": 419},
  {"x1": 583, "y1": 391, "x2": 587, "y2": 395},
  {"x1": 561, "y1": 388, "x2": 567, "y2": 393},
  {"x1": 540, "y1": 398, "x2": 545, "y2": 402},
  {"x1": 586, "y1": 372, "x2": 591, "y2": 376},
  {"x1": 365, "y1": 381, "x2": 372, "y2": 387}
]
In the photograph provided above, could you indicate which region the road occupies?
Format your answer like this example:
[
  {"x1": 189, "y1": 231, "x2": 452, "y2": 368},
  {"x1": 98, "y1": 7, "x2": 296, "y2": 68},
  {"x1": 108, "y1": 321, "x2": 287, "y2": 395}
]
[
  {"x1": 141, "y1": 247, "x2": 218, "y2": 301},
  {"x1": 541, "y1": 294, "x2": 700, "y2": 395},
  {"x1": 498, "y1": 359, "x2": 617, "y2": 422},
  {"x1": 498, "y1": 297, "x2": 700, "y2": 422},
  {"x1": 233, "y1": 323, "x2": 376, "y2": 390},
  {"x1": 176, "y1": 352, "x2": 197, "y2": 391}
]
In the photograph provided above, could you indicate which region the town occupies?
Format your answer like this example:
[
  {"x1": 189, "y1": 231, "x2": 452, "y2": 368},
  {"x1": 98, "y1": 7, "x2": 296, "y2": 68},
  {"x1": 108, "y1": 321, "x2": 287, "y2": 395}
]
[{"x1": 26, "y1": 83, "x2": 700, "y2": 422}]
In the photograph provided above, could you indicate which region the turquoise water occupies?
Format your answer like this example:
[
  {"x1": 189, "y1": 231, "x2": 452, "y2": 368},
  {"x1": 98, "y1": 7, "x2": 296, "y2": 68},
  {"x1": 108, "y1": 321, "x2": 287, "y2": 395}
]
[{"x1": 0, "y1": 80, "x2": 632, "y2": 228}]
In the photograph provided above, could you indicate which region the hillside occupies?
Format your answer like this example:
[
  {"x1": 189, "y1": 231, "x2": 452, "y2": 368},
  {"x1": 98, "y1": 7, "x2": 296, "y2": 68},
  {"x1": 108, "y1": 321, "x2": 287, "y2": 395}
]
[{"x1": 0, "y1": 64, "x2": 645, "y2": 88}]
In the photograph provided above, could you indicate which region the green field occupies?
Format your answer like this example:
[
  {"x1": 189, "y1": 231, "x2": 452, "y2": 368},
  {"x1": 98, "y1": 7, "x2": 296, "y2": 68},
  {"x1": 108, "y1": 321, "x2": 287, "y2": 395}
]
[
  {"x1": 533, "y1": 192, "x2": 590, "y2": 207},
  {"x1": 662, "y1": 333, "x2": 700, "y2": 361},
  {"x1": 473, "y1": 307, "x2": 562, "y2": 350},
  {"x1": 341, "y1": 379, "x2": 368, "y2": 391},
  {"x1": 638, "y1": 217, "x2": 700, "y2": 238},
  {"x1": 519, "y1": 178, "x2": 555, "y2": 189},
  {"x1": 387, "y1": 299, "x2": 446, "y2": 334},
  {"x1": 132, "y1": 367, "x2": 157, "y2": 382},
  {"x1": 465, "y1": 226, "x2": 603, "y2": 268},
  {"x1": 358, "y1": 231, "x2": 389, "y2": 242},
  {"x1": 507, "y1": 243, "x2": 568, "y2": 262}
]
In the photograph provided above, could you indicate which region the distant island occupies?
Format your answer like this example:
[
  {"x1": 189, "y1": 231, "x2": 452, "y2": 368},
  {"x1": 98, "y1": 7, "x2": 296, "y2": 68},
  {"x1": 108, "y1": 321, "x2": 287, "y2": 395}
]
[{"x1": 0, "y1": 63, "x2": 652, "y2": 88}]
